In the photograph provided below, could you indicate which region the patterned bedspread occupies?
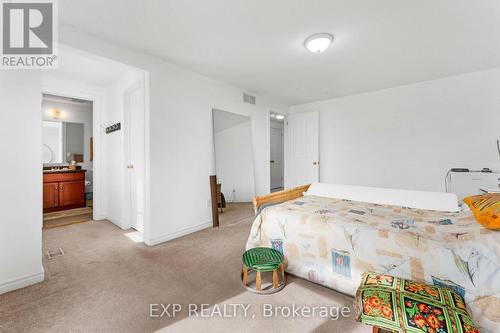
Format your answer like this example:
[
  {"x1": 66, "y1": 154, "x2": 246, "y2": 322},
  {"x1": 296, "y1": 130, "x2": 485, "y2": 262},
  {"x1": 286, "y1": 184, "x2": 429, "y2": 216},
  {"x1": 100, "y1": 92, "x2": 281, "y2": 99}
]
[{"x1": 246, "y1": 195, "x2": 500, "y2": 332}]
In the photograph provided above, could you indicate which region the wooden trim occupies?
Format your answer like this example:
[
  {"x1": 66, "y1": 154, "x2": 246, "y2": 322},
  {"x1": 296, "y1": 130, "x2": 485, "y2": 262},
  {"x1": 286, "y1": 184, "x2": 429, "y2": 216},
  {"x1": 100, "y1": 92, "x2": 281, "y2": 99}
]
[
  {"x1": 252, "y1": 184, "x2": 311, "y2": 214},
  {"x1": 209, "y1": 175, "x2": 219, "y2": 228},
  {"x1": 43, "y1": 203, "x2": 86, "y2": 213},
  {"x1": 43, "y1": 219, "x2": 91, "y2": 229},
  {"x1": 90, "y1": 137, "x2": 93, "y2": 161}
]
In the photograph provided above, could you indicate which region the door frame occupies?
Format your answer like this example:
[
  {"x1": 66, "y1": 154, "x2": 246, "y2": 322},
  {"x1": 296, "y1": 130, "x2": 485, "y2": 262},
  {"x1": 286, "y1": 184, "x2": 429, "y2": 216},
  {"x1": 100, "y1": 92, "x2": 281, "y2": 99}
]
[
  {"x1": 41, "y1": 85, "x2": 105, "y2": 221},
  {"x1": 42, "y1": 45, "x2": 152, "y2": 245}
]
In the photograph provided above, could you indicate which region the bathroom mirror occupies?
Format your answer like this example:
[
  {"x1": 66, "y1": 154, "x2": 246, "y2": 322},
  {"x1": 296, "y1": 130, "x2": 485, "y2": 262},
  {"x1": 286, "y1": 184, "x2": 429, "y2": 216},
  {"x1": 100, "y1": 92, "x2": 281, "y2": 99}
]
[
  {"x1": 212, "y1": 109, "x2": 256, "y2": 226},
  {"x1": 42, "y1": 121, "x2": 84, "y2": 164}
]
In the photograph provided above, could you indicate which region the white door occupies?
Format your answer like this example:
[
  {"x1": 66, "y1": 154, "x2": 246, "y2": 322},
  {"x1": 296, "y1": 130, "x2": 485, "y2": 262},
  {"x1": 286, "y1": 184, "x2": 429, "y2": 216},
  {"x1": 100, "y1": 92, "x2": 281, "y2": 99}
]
[
  {"x1": 125, "y1": 83, "x2": 145, "y2": 232},
  {"x1": 270, "y1": 124, "x2": 284, "y2": 191},
  {"x1": 284, "y1": 111, "x2": 319, "y2": 188}
]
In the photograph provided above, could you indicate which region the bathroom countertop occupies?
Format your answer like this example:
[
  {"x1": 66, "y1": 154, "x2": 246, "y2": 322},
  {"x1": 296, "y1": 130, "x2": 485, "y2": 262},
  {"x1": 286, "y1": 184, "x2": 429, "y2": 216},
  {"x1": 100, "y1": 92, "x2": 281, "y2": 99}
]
[{"x1": 43, "y1": 169, "x2": 87, "y2": 174}]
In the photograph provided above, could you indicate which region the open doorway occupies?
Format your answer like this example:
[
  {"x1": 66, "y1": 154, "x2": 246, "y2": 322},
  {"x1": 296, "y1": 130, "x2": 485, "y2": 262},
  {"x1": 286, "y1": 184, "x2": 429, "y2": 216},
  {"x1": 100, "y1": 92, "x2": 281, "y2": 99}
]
[
  {"x1": 40, "y1": 46, "x2": 150, "y2": 243},
  {"x1": 42, "y1": 95, "x2": 94, "y2": 228},
  {"x1": 270, "y1": 112, "x2": 285, "y2": 192}
]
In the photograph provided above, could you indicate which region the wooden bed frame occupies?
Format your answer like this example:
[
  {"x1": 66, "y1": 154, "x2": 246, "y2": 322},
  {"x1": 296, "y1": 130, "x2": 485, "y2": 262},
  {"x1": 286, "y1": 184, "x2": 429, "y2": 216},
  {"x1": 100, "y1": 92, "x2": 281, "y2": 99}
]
[{"x1": 252, "y1": 184, "x2": 311, "y2": 214}]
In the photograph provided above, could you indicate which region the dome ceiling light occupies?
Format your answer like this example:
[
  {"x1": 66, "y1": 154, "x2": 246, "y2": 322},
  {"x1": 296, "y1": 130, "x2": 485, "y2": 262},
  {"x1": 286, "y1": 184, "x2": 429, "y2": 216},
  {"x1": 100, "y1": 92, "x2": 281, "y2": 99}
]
[{"x1": 304, "y1": 33, "x2": 334, "y2": 54}]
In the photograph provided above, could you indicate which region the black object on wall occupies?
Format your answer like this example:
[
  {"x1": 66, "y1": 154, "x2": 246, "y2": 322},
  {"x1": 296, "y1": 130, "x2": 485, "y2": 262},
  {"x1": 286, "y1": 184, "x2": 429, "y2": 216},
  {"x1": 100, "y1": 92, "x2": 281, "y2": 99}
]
[{"x1": 105, "y1": 123, "x2": 121, "y2": 134}]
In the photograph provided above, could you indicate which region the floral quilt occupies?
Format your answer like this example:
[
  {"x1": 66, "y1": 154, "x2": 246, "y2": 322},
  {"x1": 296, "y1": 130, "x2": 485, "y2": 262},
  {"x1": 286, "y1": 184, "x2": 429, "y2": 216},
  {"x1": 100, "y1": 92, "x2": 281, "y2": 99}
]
[
  {"x1": 246, "y1": 195, "x2": 500, "y2": 332},
  {"x1": 356, "y1": 272, "x2": 479, "y2": 333}
]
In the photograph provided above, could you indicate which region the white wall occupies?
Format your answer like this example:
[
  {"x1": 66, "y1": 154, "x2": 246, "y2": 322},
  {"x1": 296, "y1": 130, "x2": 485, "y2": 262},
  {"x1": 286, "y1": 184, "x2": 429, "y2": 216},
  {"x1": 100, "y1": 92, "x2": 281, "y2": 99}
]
[
  {"x1": 215, "y1": 121, "x2": 255, "y2": 202},
  {"x1": 58, "y1": 26, "x2": 288, "y2": 245},
  {"x1": 42, "y1": 99, "x2": 94, "y2": 192},
  {"x1": 290, "y1": 68, "x2": 500, "y2": 192},
  {"x1": 0, "y1": 72, "x2": 44, "y2": 294}
]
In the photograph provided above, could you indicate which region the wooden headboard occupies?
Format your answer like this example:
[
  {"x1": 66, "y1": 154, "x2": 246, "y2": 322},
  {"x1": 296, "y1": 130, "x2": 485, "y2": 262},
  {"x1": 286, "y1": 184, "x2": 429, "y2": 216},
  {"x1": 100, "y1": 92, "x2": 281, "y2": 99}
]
[{"x1": 252, "y1": 184, "x2": 311, "y2": 214}]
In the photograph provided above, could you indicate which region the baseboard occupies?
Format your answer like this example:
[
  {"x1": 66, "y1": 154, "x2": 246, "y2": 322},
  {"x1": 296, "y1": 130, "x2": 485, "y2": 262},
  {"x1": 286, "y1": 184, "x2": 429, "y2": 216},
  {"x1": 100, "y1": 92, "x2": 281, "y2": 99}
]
[
  {"x1": 93, "y1": 213, "x2": 105, "y2": 221},
  {"x1": 106, "y1": 215, "x2": 125, "y2": 229},
  {"x1": 0, "y1": 269, "x2": 45, "y2": 295},
  {"x1": 146, "y1": 221, "x2": 212, "y2": 246}
]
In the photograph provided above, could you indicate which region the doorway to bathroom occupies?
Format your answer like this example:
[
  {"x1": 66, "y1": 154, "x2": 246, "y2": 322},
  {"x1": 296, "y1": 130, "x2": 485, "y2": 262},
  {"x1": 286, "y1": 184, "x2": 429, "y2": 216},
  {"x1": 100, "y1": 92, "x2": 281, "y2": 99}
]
[
  {"x1": 40, "y1": 45, "x2": 151, "y2": 243},
  {"x1": 42, "y1": 94, "x2": 94, "y2": 228}
]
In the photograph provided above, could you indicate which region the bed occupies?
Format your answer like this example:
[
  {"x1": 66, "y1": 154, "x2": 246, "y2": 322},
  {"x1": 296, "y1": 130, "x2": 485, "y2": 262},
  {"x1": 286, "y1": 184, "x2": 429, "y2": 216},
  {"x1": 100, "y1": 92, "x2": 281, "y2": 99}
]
[{"x1": 246, "y1": 183, "x2": 500, "y2": 332}]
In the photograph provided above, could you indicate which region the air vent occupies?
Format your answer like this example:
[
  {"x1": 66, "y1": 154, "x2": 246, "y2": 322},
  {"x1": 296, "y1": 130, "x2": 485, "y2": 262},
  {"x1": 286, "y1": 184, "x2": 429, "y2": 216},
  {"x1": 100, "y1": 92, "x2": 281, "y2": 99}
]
[{"x1": 243, "y1": 93, "x2": 256, "y2": 105}]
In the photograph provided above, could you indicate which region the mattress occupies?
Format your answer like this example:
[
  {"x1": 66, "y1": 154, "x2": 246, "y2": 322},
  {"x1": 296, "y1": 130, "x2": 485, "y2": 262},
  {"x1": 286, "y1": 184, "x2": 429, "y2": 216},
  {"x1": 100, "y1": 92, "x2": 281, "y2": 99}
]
[{"x1": 245, "y1": 195, "x2": 500, "y2": 332}]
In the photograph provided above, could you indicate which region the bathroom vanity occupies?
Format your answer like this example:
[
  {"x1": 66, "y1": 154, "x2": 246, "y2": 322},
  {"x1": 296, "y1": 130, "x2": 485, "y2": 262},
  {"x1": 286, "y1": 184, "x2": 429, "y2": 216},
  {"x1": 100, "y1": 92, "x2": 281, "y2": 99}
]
[{"x1": 43, "y1": 170, "x2": 86, "y2": 212}]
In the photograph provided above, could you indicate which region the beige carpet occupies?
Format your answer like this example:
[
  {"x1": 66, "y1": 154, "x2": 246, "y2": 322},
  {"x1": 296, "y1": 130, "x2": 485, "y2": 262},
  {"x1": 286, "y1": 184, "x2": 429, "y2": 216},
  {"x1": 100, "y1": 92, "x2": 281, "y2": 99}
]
[
  {"x1": 218, "y1": 202, "x2": 254, "y2": 226},
  {"x1": 0, "y1": 216, "x2": 369, "y2": 333},
  {"x1": 43, "y1": 207, "x2": 93, "y2": 229}
]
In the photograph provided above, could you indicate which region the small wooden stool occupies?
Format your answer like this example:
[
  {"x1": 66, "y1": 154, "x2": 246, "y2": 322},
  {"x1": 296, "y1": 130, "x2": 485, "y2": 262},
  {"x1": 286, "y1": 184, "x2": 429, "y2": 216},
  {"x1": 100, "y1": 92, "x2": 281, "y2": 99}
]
[{"x1": 242, "y1": 247, "x2": 285, "y2": 294}]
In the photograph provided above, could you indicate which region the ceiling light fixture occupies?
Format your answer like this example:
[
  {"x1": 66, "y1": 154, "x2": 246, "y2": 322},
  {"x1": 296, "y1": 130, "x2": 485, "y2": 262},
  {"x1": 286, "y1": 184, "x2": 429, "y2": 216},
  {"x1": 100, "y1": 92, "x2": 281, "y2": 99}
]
[
  {"x1": 304, "y1": 33, "x2": 333, "y2": 54},
  {"x1": 270, "y1": 113, "x2": 285, "y2": 120}
]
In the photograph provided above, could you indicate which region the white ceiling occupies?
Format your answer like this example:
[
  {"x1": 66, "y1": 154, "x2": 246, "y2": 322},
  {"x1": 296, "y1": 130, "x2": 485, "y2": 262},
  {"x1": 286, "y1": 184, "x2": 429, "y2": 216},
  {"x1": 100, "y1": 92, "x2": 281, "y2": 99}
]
[{"x1": 59, "y1": 0, "x2": 500, "y2": 105}]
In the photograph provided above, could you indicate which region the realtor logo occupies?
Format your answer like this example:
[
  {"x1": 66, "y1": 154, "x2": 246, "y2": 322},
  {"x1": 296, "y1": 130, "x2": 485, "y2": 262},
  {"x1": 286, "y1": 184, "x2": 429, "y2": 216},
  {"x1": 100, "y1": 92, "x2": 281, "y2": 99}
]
[{"x1": 1, "y1": 0, "x2": 58, "y2": 68}]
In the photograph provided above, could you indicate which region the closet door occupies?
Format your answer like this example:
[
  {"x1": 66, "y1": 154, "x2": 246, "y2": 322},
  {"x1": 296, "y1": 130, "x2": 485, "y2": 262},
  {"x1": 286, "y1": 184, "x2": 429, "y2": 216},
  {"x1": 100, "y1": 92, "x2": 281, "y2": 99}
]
[
  {"x1": 125, "y1": 82, "x2": 146, "y2": 233},
  {"x1": 284, "y1": 111, "x2": 319, "y2": 188}
]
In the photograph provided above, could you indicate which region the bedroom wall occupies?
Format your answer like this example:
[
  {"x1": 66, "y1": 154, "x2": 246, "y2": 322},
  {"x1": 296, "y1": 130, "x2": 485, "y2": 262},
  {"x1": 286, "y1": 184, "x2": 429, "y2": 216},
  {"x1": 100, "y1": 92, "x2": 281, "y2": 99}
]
[
  {"x1": 214, "y1": 121, "x2": 255, "y2": 202},
  {"x1": 59, "y1": 25, "x2": 288, "y2": 245},
  {"x1": 290, "y1": 68, "x2": 500, "y2": 192},
  {"x1": 0, "y1": 72, "x2": 44, "y2": 294}
]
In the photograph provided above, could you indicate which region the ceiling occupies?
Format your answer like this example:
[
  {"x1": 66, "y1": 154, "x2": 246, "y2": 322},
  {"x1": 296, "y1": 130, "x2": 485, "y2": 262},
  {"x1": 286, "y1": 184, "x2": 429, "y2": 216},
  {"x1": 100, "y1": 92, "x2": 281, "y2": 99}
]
[{"x1": 59, "y1": 0, "x2": 500, "y2": 105}]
